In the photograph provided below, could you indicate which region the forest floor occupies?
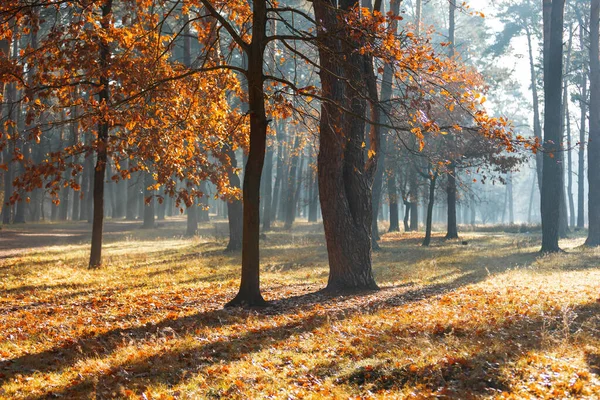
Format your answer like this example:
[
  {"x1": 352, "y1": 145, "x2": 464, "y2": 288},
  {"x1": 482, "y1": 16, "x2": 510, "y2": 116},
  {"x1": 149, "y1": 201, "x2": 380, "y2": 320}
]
[{"x1": 1, "y1": 218, "x2": 600, "y2": 399}]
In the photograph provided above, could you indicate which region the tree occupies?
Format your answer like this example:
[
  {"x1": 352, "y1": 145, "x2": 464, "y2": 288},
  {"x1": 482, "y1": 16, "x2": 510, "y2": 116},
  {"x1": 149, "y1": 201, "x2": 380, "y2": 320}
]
[
  {"x1": 586, "y1": 0, "x2": 600, "y2": 246},
  {"x1": 540, "y1": 0, "x2": 566, "y2": 253}
]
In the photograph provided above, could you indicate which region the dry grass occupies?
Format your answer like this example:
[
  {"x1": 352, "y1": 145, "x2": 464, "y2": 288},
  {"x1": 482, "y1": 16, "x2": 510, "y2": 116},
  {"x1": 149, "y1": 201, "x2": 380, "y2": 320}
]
[{"x1": 1, "y1": 218, "x2": 600, "y2": 399}]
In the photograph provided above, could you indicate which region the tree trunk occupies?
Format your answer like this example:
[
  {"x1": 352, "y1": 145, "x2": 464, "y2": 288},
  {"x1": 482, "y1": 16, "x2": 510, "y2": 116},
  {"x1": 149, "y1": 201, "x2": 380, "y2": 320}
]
[
  {"x1": 409, "y1": 169, "x2": 419, "y2": 231},
  {"x1": 566, "y1": 81, "x2": 575, "y2": 229},
  {"x1": 307, "y1": 146, "x2": 319, "y2": 222},
  {"x1": 445, "y1": 167, "x2": 459, "y2": 239},
  {"x1": 271, "y1": 123, "x2": 285, "y2": 223},
  {"x1": 2, "y1": 37, "x2": 16, "y2": 225},
  {"x1": 445, "y1": 0, "x2": 459, "y2": 240},
  {"x1": 284, "y1": 128, "x2": 301, "y2": 229},
  {"x1": 225, "y1": 1, "x2": 269, "y2": 306},
  {"x1": 388, "y1": 167, "x2": 400, "y2": 232},
  {"x1": 314, "y1": 0, "x2": 378, "y2": 292},
  {"x1": 142, "y1": 170, "x2": 155, "y2": 229},
  {"x1": 186, "y1": 203, "x2": 198, "y2": 236},
  {"x1": 508, "y1": 173, "x2": 514, "y2": 225},
  {"x1": 371, "y1": 0, "x2": 398, "y2": 246},
  {"x1": 262, "y1": 143, "x2": 274, "y2": 230},
  {"x1": 157, "y1": 190, "x2": 166, "y2": 220},
  {"x1": 528, "y1": 172, "x2": 537, "y2": 224},
  {"x1": 578, "y1": 21, "x2": 588, "y2": 229},
  {"x1": 126, "y1": 165, "x2": 138, "y2": 220},
  {"x1": 89, "y1": 0, "x2": 112, "y2": 268},
  {"x1": 71, "y1": 108, "x2": 81, "y2": 222},
  {"x1": 82, "y1": 145, "x2": 94, "y2": 222},
  {"x1": 198, "y1": 181, "x2": 210, "y2": 222},
  {"x1": 587, "y1": 0, "x2": 600, "y2": 246},
  {"x1": 225, "y1": 147, "x2": 243, "y2": 251},
  {"x1": 526, "y1": 27, "x2": 544, "y2": 193},
  {"x1": 540, "y1": 0, "x2": 565, "y2": 253},
  {"x1": 114, "y1": 160, "x2": 126, "y2": 219},
  {"x1": 558, "y1": 25, "x2": 574, "y2": 238},
  {"x1": 423, "y1": 172, "x2": 438, "y2": 246}
]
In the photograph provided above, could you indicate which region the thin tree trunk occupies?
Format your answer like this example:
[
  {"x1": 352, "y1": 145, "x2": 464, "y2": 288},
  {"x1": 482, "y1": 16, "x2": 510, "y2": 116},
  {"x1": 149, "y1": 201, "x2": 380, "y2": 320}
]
[
  {"x1": 2, "y1": 37, "x2": 16, "y2": 225},
  {"x1": 71, "y1": 102, "x2": 81, "y2": 222},
  {"x1": 528, "y1": 171, "x2": 537, "y2": 224},
  {"x1": 388, "y1": 166, "x2": 400, "y2": 232},
  {"x1": 307, "y1": 147, "x2": 319, "y2": 222},
  {"x1": 508, "y1": 173, "x2": 514, "y2": 224},
  {"x1": 225, "y1": 147, "x2": 243, "y2": 251},
  {"x1": 423, "y1": 172, "x2": 438, "y2": 246},
  {"x1": 445, "y1": 0, "x2": 459, "y2": 240},
  {"x1": 284, "y1": 128, "x2": 301, "y2": 229},
  {"x1": 198, "y1": 181, "x2": 210, "y2": 222},
  {"x1": 558, "y1": 25, "x2": 574, "y2": 237},
  {"x1": 271, "y1": 122, "x2": 285, "y2": 223},
  {"x1": 89, "y1": 0, "x2": 113, "y2": 268},
  {"x1": 262, "y1": 143, "x2": 274, "y2": 230},
  {"x1": 526, "y1": 27, "x2": 544, "y2": 192},
  {"x1": 142, "y1": 170, "x2": 155, "y2": 229},
  {"x1": 409, "y1": 169, "x2": 419, "y2": 231},
  {"x1": 126, "y1": 165, "x2": 138, "y2": 220},
  {"x1": 114, "y1": 160, "x2": 126, "y2": 219},
  {"x1": 566, "y1": 102, "x2": 575, "y2": 228},
  {"x1": 578, "y1": 21, "x2": 588, "y2": 229},
  {"x1": 372, "y1": 0, "x2": 399, "y2": 246}
]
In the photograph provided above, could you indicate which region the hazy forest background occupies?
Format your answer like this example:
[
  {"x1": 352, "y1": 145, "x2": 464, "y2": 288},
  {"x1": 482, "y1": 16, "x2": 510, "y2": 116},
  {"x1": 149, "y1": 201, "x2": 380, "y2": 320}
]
[{"x1": 2, "y1": 0, "x2": 600, "y2": 398}]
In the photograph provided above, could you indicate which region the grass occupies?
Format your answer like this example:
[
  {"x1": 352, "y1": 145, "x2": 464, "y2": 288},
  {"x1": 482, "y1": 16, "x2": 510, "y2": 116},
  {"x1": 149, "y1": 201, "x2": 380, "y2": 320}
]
[{"x1": 1, "y1": 218, "x2": 600, "y2": 399}]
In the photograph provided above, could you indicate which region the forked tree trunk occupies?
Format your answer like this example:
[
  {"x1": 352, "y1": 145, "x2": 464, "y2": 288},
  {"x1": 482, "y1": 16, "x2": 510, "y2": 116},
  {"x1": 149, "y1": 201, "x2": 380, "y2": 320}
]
[
  {"x1": 314, "y1": 0, "x2": 378, "y2": 292},
  {"x1": 587, "y1": 0, "x2": 600, "y2": 246}
]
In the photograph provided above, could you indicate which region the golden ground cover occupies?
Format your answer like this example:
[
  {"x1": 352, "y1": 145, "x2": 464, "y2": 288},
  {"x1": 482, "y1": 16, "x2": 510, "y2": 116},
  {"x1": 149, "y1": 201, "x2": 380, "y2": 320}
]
[{"x1": 1, "y1": 219, "x2": 600, "y2": 399}]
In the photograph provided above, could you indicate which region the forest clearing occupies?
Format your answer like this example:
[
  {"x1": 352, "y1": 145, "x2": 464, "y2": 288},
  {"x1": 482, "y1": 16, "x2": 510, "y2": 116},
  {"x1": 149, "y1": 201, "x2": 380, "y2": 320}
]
[
  {"x1": 2, "y1": 0, "x2": 600, "y2": 398},
  {"x1": 1, "y1": 219, "x2": 600, "y2": 399}
]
